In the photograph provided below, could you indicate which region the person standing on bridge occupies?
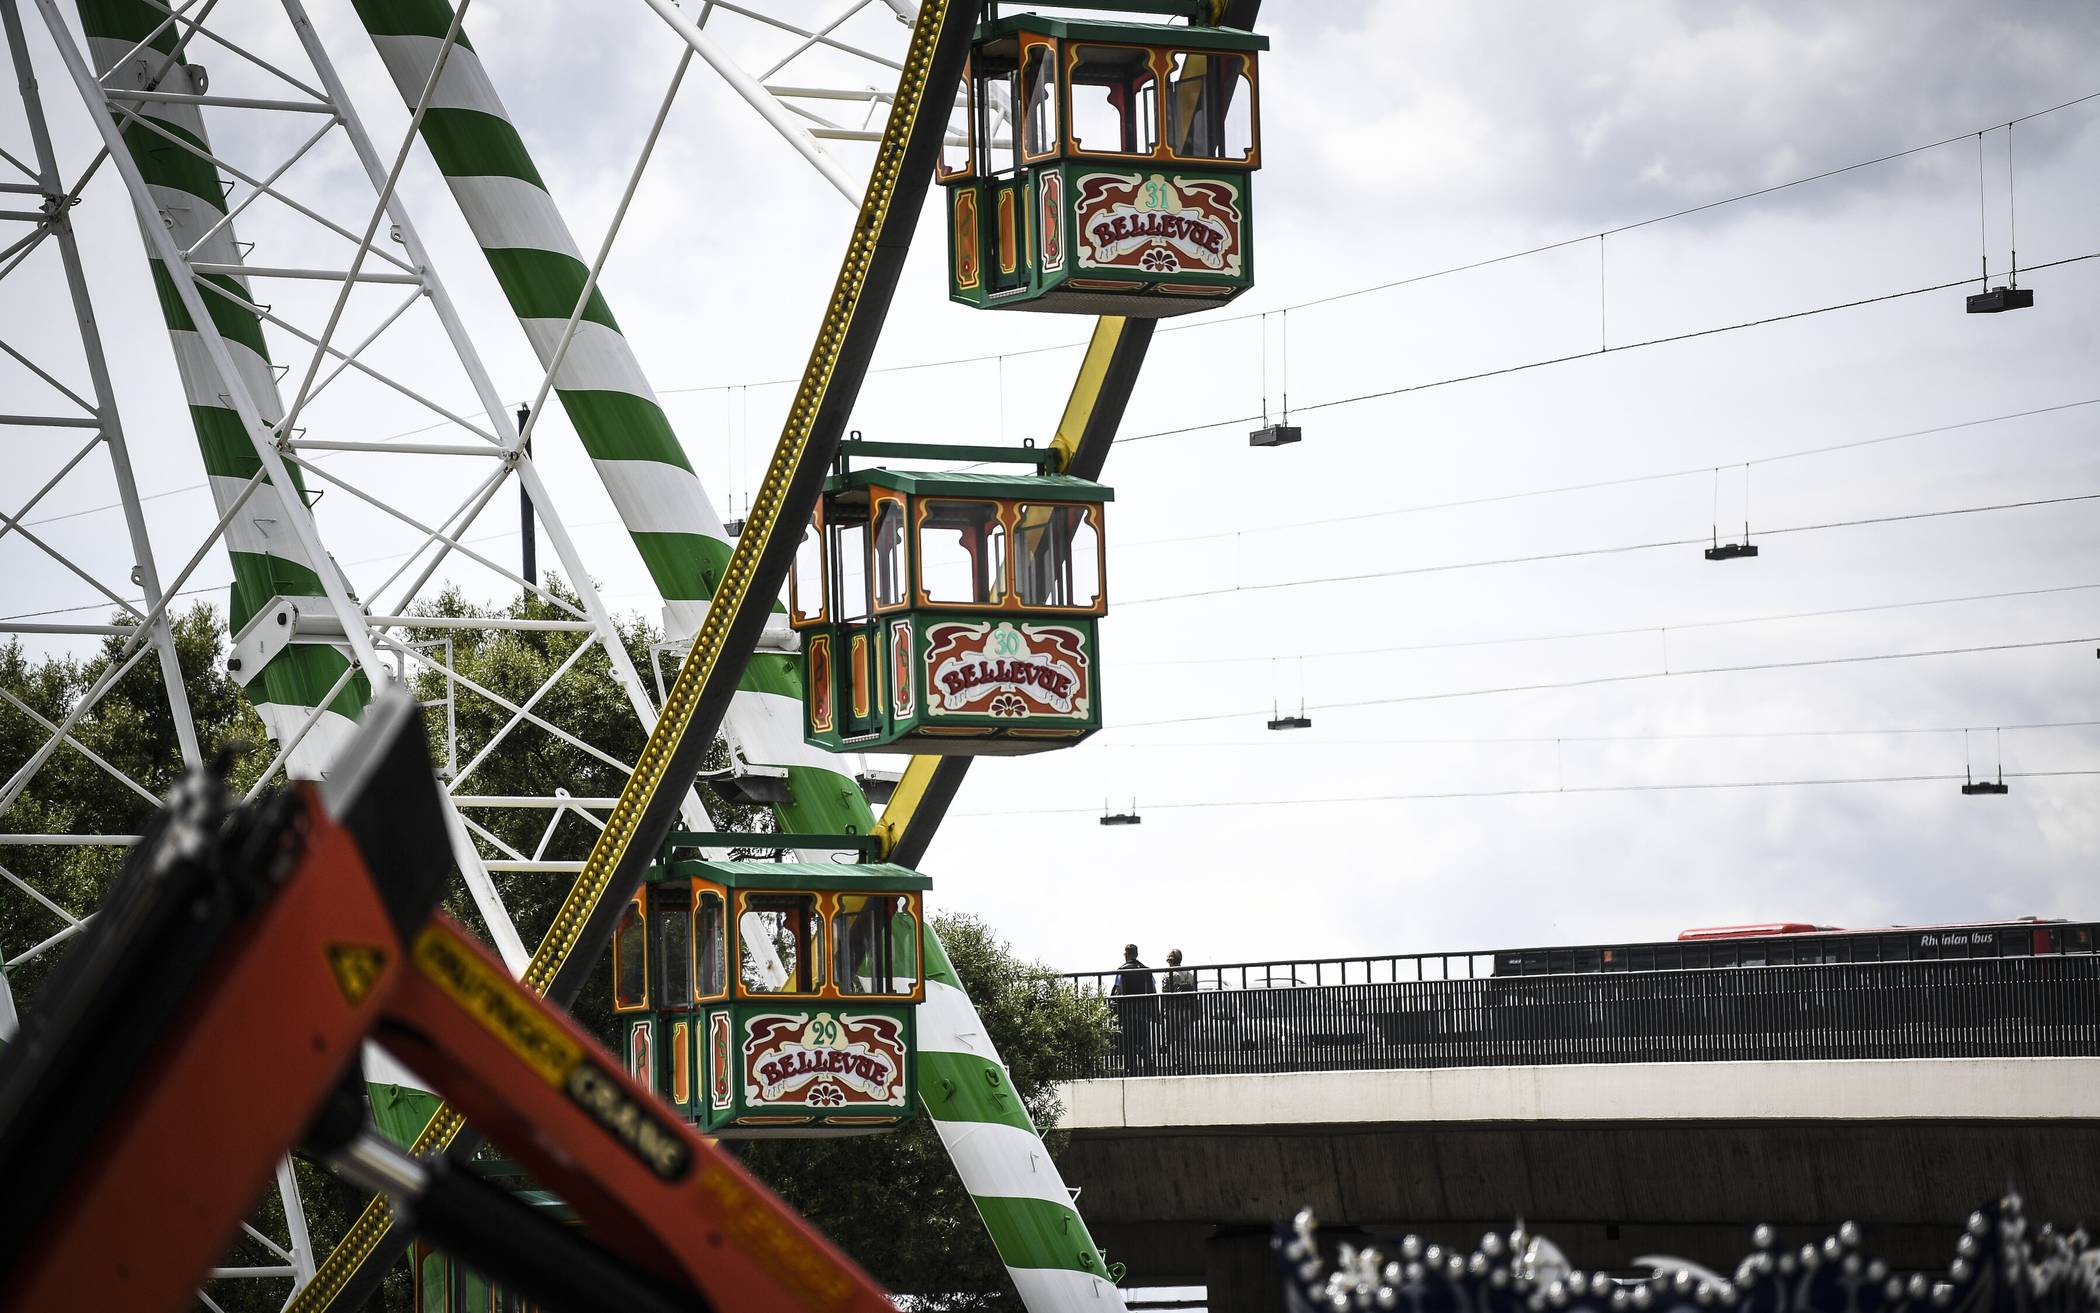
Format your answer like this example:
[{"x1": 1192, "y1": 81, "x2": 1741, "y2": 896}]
[
  {"x1": 1162, "y1": 948, "x2": 1195, "y2": 994},
  {"x1": 1110, "y1": 944, "x2": 1157, "y2": 1075},
  {"x1": 1160, "y1": 949, "x2": 1199, "y2": 1070}
]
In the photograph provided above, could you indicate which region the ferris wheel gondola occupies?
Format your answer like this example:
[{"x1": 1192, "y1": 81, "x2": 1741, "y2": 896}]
[
  {"x1": 939, "y1": 7, "x2": 1265, "y2": 315},
  {"x1": 791, "y1": 438, "x2": 1114, "y2": 756}
]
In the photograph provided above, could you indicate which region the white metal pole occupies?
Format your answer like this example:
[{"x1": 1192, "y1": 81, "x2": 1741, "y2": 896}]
[
  {"x1": 636, "y1": 0, "x2": 864, "y2": 204},
  {"x1": 1, "y1": 0, "x2": 199, "y2": 767},
  {"x1": 0, "y1": 955, "x2": 17, "y2": 1042},
  {"x1": 278, "y1": 0, "x2": 680, "y2": 759},
  {"x1": 32, "y1": 0, "x2": 390, "y2": 687}
]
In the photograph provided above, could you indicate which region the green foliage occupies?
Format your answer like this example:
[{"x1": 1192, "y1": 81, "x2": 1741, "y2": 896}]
[
  {"x1": 395, "y1": 577, "x2": 766, "y2": 1049},
  {"x1": 0, "y1": 591, "x2": 1101, "y2": 1310},
  {"x1": 735, "y1": 912, "x2": 1113, "y2": 1307},
  {"x1": 0, "y1": 604, "x2": 267, "y2": 1005}
]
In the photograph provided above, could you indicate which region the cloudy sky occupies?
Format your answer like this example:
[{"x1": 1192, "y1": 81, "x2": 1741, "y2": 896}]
[{"x1": 5, "y1": 2, "x2": 2097, "y2": 973}]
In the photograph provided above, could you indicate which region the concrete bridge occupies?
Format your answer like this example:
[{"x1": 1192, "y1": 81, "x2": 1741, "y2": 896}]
[{"x1": 1046, "y1": 946, "x2": 2100, "y2": 1311}]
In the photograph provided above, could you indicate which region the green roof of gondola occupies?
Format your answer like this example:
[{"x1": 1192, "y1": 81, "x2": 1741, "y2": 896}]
[
  {"x1": 655, "y1": 859, "x2": 932, "y2": 892},
  {"x1": 830, "y1": 467, "x2": 1114, "y2": 502},
  {"x1": 977, "y1": 13, "x2": 1268, "y2": 52}
]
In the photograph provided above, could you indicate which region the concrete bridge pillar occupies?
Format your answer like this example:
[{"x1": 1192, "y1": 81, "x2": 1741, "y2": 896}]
[
  {"x1": 1202, "y1": 1228, "x2": 1279, "y2": 1313},
  {"x1": 1205, "y1": 1224, "x2": 1373, "y2": 1313}
]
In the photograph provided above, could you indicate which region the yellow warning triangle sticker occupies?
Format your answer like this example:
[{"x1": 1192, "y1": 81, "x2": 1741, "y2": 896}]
[{"x1": 325, "y1": 941, "x2": 388, "y2": 1007}]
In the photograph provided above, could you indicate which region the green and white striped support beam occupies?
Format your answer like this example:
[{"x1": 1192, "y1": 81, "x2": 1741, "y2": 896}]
[
  {"x1": 919, "y1": 927, "x2": 1123, "y2": 1306},
  {"x1": 348, "y1": 4, "x2": 1123, "y2": 1305},
  {"x1": 349, "y1": 0, "x2": 867, "y2": 836},
  {"x1": 79, "y1": 0, "x2": 368, "y2": 776}
]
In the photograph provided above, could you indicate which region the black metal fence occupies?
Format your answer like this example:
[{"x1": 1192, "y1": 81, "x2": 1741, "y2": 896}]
[{"x1": 1054, "y1": 955, "x2": 2100, "y2": 1080}]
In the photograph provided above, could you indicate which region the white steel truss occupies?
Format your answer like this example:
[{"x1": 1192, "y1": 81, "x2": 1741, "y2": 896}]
[
  {"x1": 0, "y1": 0, "x2": 200, "y2": 1027},
  {"x1": 0, "y1": 0, "x2": 197, "y2": 840},
  {"x1": 0, "y1": 0, "x2": 320, "y2": 1294},
  {"x1": 1, "y1": 0, "x2": 704, "y2": 1303},
  {"x1": 637, "y1": 0, "x2": 998, "y2": 207},
  {"x1": 17, "y1": 0, "x2": 695, "y2": 949}
]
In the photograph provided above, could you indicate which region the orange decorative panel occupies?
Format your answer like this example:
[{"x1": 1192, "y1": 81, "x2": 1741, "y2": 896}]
[
  {"x1": 891, "y1": 620, "x2": 914, "y2": 718},
  {"x1": 850, "y1": 634, "x2": 870, "y2": 719},
  {"x1": 1038, "y1": 171, "x2": 1063, "y2": 269},
  {"x1": 996, "y1": 188, "x2": 1017, "y2": 275},
  {"x1": 953, "y1": 189, "x2": 980, "y2": 290},
  {"x1": 807, "y1": 635, "x2": 833, "y2": 733}
]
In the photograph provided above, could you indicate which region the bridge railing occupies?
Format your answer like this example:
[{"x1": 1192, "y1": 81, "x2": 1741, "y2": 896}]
[
  {"x1": 1066, "y1": 951, "x2": 1501, "y2": 997},
  {"x1": 1053, "y1": 955, "x2": 2100, "y2": 1080}
]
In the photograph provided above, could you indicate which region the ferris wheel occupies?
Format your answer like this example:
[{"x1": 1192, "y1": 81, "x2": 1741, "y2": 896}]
[{"x1": 0, "y1": 0, "x2": 1266, "y2": 1308}]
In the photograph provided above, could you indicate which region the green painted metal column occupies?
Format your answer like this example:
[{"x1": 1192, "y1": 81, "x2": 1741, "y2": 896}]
[{"x1": 76, "y1": 0, "x2": 368, "y2": 775}]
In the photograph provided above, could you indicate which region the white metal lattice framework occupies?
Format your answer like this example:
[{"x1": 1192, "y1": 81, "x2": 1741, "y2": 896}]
[
  {"x1": 0, "y1": 0, "x2": 200, "y2": 1025},
  {"x1": 0, "y1": 0, "x2": 714, "y2": 1303},
  {"x1": 639, "y1": 0, "x2": 995, "y2": 207}
]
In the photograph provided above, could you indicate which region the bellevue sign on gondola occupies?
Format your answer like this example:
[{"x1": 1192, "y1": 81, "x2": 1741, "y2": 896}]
[{"x1": 941, "y1": 5, "x2": 1266, "y2": 315}]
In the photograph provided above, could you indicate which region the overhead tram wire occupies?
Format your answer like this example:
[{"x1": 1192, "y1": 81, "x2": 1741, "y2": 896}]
[
  {"x1": 643, "y1": 89, "x2": 2100, "y2": 398},
  {"x1": 48, "y1": 386, "x2": 2084, "y2": 546},
  {"x1": 1105, "y1": 717, "x2": 2100, "y2": 751},
  {"x1": 28, "y1": 104, "x2": 2100, "y2": 535},
  {"x1": 1122, "y1": 488, "x2": 2100, "y2": 608},
  {"x1": 1119, "y1": 580, "x2": 2100, "y2": 668},
  {"x1": 1117, "y1": 396, "x2": 2100, "y2": 550},
  {"x1": 956, "y1": 769, "x2": 2100, "y2": 819},
  {"x1": 17, "y1": 485, "x2": 2097, "y2": 628},
  {"x1": 1112, "y1": 251, "x2": 2100, "y2": 451},
  {"x1": 1108, "y1": 634, "x2": 2100, "y2": 732}
]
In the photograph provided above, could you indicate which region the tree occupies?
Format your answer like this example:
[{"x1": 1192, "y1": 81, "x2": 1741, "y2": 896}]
[
  {"x1": 0, "y1": 593, "x2": 1109, "y2": 1309},
  {"x1": 0, "y1": 585, "x2": 755, "y2": 1311},
  {"x1": 735, "y1": 912, "x2": 1113, "y2": 1307},
  {"x1": 394, "y1": 578, "x2": 766, "y2": 1046},
  {"x1": 0, "y1": 604, "x2": 267, "y2": 1006}
]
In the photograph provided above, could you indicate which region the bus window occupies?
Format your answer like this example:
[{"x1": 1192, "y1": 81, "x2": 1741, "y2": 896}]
[
  {"x1": 740, "y1": 894, "x2": 823, "y2": 994},
  {"x1": 695, "y1": 888, "x2": 727, "y2": 999},
  {"x1": 613, "y1": 895, "x2": 647, "y2": 1011},
  {"x1": 1020, "y1": 41, "x2": 1059, "y2": 162},
  {"x1": 832, "y1": 519, "x2": 870, "y2": 622},
  {"x1": 890, "y1": 897, "x2": 921, "y2": 993},
  {"x1": 832, "y1": 894, "x2": 891, "y2": 996},
  {"x1": 1069, "y1": 45, "x2": 1157, "y2": 156},
  {"x1": 1163, "y1": 51, "x2": 1254, "y2": 161},
  {"x1": 1013, "y1": 503, "x2": 1102, "y2": 609},
  {"x1": 790, "y1": 517, "x2": 826, "y2": 624},
  {"x1": 830, "y1": 893, "x2": 922, "y2": 998},
  {"x1": 940, "y1": 61, "x2": 975, "y2": 179},
  {"x1": 974, "y1": 63, "x2": 1020, "y2": 176},
  {"x1": 871, "y1": 497, "x2": 908, "y2": 610},
  {"x1": 654, "y1": 890, "x2": 691, "y2": 1007},
  {"x1": 919, "y1": 500, "x2": 1008, "y2": 605}
]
